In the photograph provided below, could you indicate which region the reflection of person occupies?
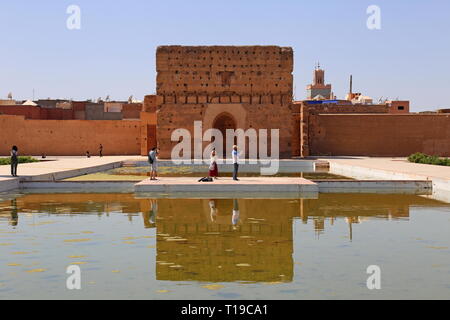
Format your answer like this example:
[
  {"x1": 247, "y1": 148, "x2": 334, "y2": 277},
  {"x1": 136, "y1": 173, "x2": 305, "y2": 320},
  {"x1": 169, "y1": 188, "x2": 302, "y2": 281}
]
[
  {"x1": 149, "y1": 147, "x2": 159, "y2": 181},
  {"x1": 149, "y1": 199, "x2": 158, "y2": 224},
  {"x1": 10, "y1": 199, "x2": 18, "y2": 227},
  {"x1": 232, "y1": 145, "x2": 239, "y2": 181},
  {"x1": 209, "y1": 149, "x2": 219, "y2": 180},
  {"x1": 209, "y1": 200, "x2": 218, "y2": 222},
  {"x1": 143, "y1": 199, "x2": 158, "y2": 228},
  {"x1": 232, "y1": 199, "x2": 240, "y2": 229},
  {"x1": 11, "y1": 146, "x2": 19, "y2": 177}
]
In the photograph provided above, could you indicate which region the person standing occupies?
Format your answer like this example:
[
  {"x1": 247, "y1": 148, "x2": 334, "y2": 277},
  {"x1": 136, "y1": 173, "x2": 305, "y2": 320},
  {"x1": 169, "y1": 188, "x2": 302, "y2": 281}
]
[
  {"x1": 209, "y1": 149, "x2": 219, "y2": 180},
  {"x1": 209, "y1": 200, "x2": 218, "y2": 222},
  {"x1": 10, "y1": 199, "x2": 18, "y2": 227},
  {"x1": 10, "y1": 146, "x2": 19, "y2": 177},
  {"x1": 232, "y1": 199, "x2": 240, "y2": 230},
  {"x1": 149, "y1": 199, "x2": 158, "y2": 224},
  {"x1": 148, "y1": 147, "x2": 158, "y2": 181},
  {"x1": 232, "y1": 145, "x2": 239, "y2": 181},
  {"x1": 99, "y1": 144, "x2": 103, "y2": 157}
]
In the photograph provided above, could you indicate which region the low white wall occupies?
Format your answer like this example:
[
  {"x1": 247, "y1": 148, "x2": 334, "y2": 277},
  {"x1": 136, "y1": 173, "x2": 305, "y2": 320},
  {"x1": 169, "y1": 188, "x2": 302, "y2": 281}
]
[{"x1": 329, "y1": 162, "x2": 450, "y2": 202}]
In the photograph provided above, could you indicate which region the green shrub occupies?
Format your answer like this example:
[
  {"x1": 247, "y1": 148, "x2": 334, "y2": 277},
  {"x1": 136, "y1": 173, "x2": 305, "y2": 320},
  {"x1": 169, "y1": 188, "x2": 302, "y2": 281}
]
[
  {"x1": 0, "y1": 156, "x2": 40, "y2": 166},
  {"x1": 408, "y1": 153, "x2": 450, "y2": 166}
]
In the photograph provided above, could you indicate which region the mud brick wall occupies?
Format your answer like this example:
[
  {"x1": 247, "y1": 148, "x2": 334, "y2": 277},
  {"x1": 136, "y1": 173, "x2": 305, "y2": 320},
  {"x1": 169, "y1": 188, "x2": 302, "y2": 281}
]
[
  {"x1": 0, "y1": 115, "x2": 141, "y2": 156},
  {"x1": 155, "y1": 46, "x2": 295, "y2": 159},
  {"x1": 300, "y1": 103, "x2": 390, "y2": 157},
  {"x1": 143, "y1": 95, "x2": 163, "y2": 113},
  {"x1": 0, "y1": 105, "x2": 43, "y2": 119},
  {"x1": 308, "y1": 114, "x2": 450, "y2": 157},
  {"x1": 156, "y1": 103, "x2": 294, "y2": 159},
  {"x1": 122, "y1": 103, "x2": 142, "y2": 119},
  {"x1": 156, "y1": 45, "x2": 293, "y2": 100},
  {"x1": 157, "y1": 104, "x2": 206, "y2": 159}
]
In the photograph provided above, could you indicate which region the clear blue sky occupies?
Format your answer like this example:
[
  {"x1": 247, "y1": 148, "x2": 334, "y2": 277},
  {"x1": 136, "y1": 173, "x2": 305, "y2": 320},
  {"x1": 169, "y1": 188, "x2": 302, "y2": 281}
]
[{"x1": 1, "y1": 0, "x2": 449, "y2": 111}]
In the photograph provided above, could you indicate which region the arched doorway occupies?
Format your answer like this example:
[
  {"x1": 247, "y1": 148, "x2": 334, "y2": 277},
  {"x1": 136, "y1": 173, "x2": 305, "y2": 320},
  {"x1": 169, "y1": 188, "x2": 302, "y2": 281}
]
[{"x1": 212, "y1": 112, "x2": 237, "y2": 157}]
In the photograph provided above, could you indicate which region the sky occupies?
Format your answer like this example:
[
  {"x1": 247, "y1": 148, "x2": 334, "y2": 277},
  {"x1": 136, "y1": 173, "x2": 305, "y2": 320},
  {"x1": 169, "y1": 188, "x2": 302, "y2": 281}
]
[{"x1": 1, "y1": 0, "x2": 449, "y2": 111}]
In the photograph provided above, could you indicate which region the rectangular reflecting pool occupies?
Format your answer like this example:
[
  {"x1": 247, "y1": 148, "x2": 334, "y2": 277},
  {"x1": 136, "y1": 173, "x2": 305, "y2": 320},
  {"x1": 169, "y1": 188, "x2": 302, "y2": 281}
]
[
  {"x1": 0, "y1": 193, "x2": 449, "y2": 300},
  {"x1": 65, "y1": 166, "x2": 351, "y2": 181}
]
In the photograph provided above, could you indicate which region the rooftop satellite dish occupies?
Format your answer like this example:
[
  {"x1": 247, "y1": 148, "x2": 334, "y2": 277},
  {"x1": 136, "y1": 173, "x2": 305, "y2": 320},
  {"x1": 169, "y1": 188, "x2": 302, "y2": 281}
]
[
  {"x1": 128, "y1": 95, "x2": 134, "y2": 103},
  {"x1": 105, "y1": 95, "x2": 110, "y2": 102},
  {"x1": 7, "y1": 92, "x2": 13, "y2": 100}
]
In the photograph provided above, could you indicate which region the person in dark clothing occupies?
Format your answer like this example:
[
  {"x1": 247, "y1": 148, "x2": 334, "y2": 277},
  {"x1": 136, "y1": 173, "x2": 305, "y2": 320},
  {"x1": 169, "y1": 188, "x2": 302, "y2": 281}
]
[
  {"x1": 148, "y1": 147, "x2": 159, "y2": 180},
  {"x1": 10, "y1": 199, "x2": 18, "y2": 227},
  {"x1": 99, "y1": 144, "x2": 103, "y2": 157},
  {"x1": 232, "y1": 145, "x2": 239, "y2": 181},
  {"x1": 10, "y1": 146, "x2": 19, "y2": 177}
]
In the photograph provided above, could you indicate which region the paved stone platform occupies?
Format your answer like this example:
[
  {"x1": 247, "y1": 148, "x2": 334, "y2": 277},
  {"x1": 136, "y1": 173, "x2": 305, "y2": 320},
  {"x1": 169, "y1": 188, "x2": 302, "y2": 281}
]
[
  {"x1": 2, "y1": 156, "x2": 449, "y2": 200},
  {"x1": 315, "y1": 180, "x2": 432, "y2": 194},
  {"x1": 320, "y1": 157, "x2": 450, "y2": 202},
  {"x1": 134, "y1": 177, "x2": 319, "y2": 193},
  {"x1": 0, "y1": 156, "x2": 141, "y2": 192}
]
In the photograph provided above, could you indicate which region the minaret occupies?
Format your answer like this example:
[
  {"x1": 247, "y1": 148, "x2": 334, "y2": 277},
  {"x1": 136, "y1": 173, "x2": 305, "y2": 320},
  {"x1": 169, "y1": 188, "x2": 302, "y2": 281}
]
[
  {"x1": 346, "y1": 75, "x2": 355, "y2": 101},
  {"x1": 350, "y1": 75, "x2": 353, "y2": 95},
  {"x1": 306, "y1": 64, "x2": 332, "y2": 100}
]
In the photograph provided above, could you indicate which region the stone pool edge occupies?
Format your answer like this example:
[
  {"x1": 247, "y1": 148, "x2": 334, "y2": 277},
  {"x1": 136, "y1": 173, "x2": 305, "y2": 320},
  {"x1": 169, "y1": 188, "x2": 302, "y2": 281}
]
[{"x1": 15, "y1": 178, "x2": 433, "y2": 197}]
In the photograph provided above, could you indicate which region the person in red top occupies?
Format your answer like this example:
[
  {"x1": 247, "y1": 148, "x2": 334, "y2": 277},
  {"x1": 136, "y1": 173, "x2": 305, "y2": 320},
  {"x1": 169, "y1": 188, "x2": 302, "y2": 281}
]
[{"x1": 209, "y1": 149, "x2": 219, "y2": 180}]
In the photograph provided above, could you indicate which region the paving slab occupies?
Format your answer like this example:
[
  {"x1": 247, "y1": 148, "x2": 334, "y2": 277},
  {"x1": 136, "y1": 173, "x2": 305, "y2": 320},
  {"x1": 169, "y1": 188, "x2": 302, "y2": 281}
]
[{"x1": 315, "y1": 180, "x2": 432, "y2": 194}]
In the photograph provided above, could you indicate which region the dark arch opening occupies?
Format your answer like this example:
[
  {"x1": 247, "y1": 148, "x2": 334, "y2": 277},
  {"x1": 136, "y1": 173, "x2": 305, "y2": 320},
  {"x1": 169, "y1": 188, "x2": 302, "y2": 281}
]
[{"x1": 212, "y1": 113, "x2": 237, "y2": 157}]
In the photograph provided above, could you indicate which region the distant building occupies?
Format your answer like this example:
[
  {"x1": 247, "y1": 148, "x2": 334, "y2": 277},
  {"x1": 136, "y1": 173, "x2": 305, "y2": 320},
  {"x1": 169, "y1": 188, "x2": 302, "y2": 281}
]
[
  {"x1": 345, "y1": 75, "x2": 373, "y2": 104},
  {"x1": 387, "y1": 100, "x2": 410, "y2": 114},
  {"x1": 306, "y1": 64, "x2": 333, "y2": 100},
  {"x1": 0, "y1": 99, "x2": 16, "y2": 106},
  {"x1": 344, "y1": 75, "x2": 408, "y2": 113},
  {"x1": 85, "y1": 102, "x2": 123, "y2": 120},
  {"x1": 349, "y1": 93, "x2": 374, "y2": 104},
  {"x1": 104, "y1": 102, "x2": 124, "y2": 113},
  {"x1": 56, "y1": 101, "x2": 72, "y2": 109},
  {"x1": 35, "y1": 99, "x2": 69, "y2": 109}
]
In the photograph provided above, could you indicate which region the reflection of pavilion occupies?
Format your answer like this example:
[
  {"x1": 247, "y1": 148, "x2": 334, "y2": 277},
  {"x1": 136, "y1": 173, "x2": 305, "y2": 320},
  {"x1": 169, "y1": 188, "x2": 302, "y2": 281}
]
[
  {"x1": 0, "y1": 193, "x2": 447, "y2": 283},
  {"x1": 299, "y1": 194, "x2": 419, "y2": 240},
  {"x1": 153, "y1": 198, "x2": 296, "y2": 283}
]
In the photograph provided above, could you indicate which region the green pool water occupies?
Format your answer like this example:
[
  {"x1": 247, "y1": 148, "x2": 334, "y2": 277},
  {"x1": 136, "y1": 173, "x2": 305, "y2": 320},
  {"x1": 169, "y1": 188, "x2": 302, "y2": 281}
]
[
  {"x1": 0, "y1": 193, "x2": 449, "y2": 300},
  {"x1": 66, "y1": 166, "x2": 352, "y2": 181}
]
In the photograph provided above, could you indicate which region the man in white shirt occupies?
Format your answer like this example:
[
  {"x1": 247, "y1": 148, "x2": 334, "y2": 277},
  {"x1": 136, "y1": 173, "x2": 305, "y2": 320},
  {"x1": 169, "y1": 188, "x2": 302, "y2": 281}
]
[
  {"x1": 232, "y1": 145, "x2": 239, "y2": 181},
  {"x1": 232, "y1": 199, "x2": 240, "y2": 228}
]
